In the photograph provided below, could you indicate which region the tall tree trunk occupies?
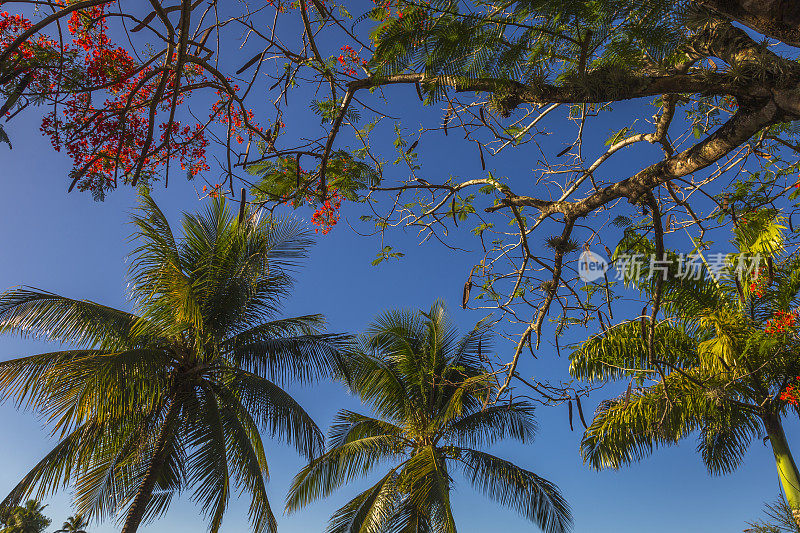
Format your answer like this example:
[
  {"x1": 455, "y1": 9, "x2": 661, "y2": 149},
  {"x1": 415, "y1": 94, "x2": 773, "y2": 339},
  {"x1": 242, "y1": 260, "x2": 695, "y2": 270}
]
[
  {"x1": 763, "y1": 413, "x2": 800, "y2": 527},
  {"x1": 121, "y1": 397, "x2": 182, "y2": 533}
]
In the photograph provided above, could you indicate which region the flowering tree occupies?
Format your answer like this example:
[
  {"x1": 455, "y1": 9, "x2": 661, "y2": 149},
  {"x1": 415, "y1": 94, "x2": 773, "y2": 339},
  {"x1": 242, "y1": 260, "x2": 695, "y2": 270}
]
[{"x1": 6, "y1": 0, "x2": 800, "y2": 400}]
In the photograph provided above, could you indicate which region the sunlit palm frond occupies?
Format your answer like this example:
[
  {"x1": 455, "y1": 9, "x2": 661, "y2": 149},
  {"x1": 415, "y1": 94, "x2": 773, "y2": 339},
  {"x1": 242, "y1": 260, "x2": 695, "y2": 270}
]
[
  {"x1": 227, "y1": 369, "x2": 323, "y2": 460},
  {"x1": 458, "y1": 448, "x2": 571, "y2": 533},
  {"x1": 569, "y1": 321, "x2": 698, "y2": 382},
  {"x1": 0, "y1": 289, "x2": 139, "y2": 350},
  {"x1": 286, "y1": 434, "x2": 407, "y2": 512},
  {"x1": 446, "y1": 402, "x2": 536, "y2": 448}
]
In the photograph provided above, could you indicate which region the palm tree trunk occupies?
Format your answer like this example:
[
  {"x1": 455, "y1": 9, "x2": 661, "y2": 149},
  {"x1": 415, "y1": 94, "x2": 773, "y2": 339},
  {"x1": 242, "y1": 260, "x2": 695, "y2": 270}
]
[
  {"x1": 121, "y1": 398, "x2": 182, "y2": 533},
  {"x1": 763, "y1": 413, "x2": 800, "y2": 527}
]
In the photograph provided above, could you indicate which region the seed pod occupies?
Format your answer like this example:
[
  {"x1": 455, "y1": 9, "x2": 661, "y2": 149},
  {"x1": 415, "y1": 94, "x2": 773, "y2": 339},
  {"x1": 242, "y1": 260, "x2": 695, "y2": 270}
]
[
  {"x1": 789, "y1": 215, "x2": 795, "y2": 233},
  {"x1": 311, "y1": 0, "x2": 328, "y2": 18},
  {"x1": 526, "y1": 330, "x2": 537, "y2": 358},
  {"x1": 624, "y1": 381, "x2": 632, "y2": 407},
  {"x1": 554, "y1": 331, "x2": 561, "y2": 357},
  {"x1": 556, "y1": 145, "x2": 571, "y2": 157},
  {"x1": 479, "y1": 107, "x2": 487, "y2": 126},
  {"x1": 0, "y1": 72, "x2": 32, "y2": 117},
  {"x1": 575, "y1": 394, "x2": 588, "y2": 429},
  {"x1": 443, "y1": 106, "x2": 452, "y2": 136},
  {"x1": 415, "y1": 82, "x2": 423, "y2": 102},
  {"x1": 451, "y1": 197, "x2": 458, "y2": 227},
  {"x1": 132, "y1": 10, "x2": 158, "y2": 32},
  {"x1": 238, "y1": 188, "x2": 247, "y2": 223},
  {"x1": 478, "y1": 143, "x2": 485, "y2": 171},
  {"x1": 603, "y1": 272, "x2": 614, "y2": 319},
  {"x1": 462, "y1": 278, "x2": 472, "y2": 309},
  {"x1": 597, "y1": 310, "x2": 606, "y2": 333},
  {"x1": 718, "y1": 356, "x2": 731, "y2": 371},
  {"x1": 236, "y1": 51, "x2": 264, "y2": 74},
  {"x1": 568, "y1": 400, "x2": 574, "y2": 431},
  {"x1": 406, "y1": 140, "x2": 418, "y2": 154},
  {"x1": 604, "y1": 245, "x2": 613, "y2": 258},
  {"x1": 196, "y1": 27, "x2": 213, "y2": 51}
]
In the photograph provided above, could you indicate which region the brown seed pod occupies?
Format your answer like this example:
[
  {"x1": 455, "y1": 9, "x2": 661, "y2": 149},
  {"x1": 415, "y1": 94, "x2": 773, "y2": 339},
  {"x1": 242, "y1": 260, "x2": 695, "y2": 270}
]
[
  {"x1": 556, "y1": 145, "x2": 571, "y2": 157},
  {"x1": 624, "y1": 382, "x2": 633, "y2": 407},
  {"x1": 575, "y1": 395, "x2": 588, "y2": 429},
  {"x1": 0, "y1": 72, "x2": 32, "y2": 117},
  {"x1": 132, "y1": 11, "x2": 158, "y2": 32},
  {"x1": 478, "y1": 143, "x2": 485, "y2": 171},
  {"x1": 406, "y1": 140, "x2": 419, "y2": 154},
  {"x1": 196, "y1": 27, "x2": 213, "y2": 51},
  {"x1": 479, "y1": 106, "x2": 487, "y2": 125},
  {"x1": 236, "y1": 51, "x2": 265, "y2": 75},
  {"x1": 462, "y1": 278, "x2": 472, "y2": 309},
  {"x1": 597, "y1": 310, "x2": 607, "y2": 333},
  {"x1": 568, "y1": 400, "x2": 574, "y2": 431},
  {"x1": 603, "y1": 272, "x2": 614, "y2": 319},
  {"x1": 238, "y1": 188, "x2": 247, "y2": 223}
]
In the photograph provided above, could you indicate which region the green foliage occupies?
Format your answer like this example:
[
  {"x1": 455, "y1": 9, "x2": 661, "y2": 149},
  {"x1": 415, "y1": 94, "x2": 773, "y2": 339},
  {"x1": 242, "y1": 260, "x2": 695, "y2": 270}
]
[
  {"x1": 287, "y1": 302, "x2": 571, "y2": 533},
  {"x1": 54, "y1": 515, "x2": 89, "y2": 533},
  {"x1": 370, "y1": 0, "x2": 689, "y2": 102},
  {"x1": 248, "y1": 151, "x2": 379, "y2": 204},
  {"x1": 570, "y1": 220, "x2": 800, "y2": 480},
  {"x1": 0, "y1": 194, "x2": 350, "y2": 533},
  {"x1": 746, "y1": 497, "x2": 800, "y2": 533},
  {"x1": 0, "y1": 500, "x2": 51, "y2": 533}
]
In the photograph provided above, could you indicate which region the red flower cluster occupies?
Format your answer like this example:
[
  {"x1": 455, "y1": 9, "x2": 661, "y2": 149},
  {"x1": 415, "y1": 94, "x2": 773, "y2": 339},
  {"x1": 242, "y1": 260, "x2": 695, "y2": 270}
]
[
  {"x1": 780, "y1": 377, "x2": 800, "y2": 405},
  {"x1": 2, "y1": 6, "x2": 269, "y2": 194},
  {"x1": 765, "y1": 310, "x2": 798, "y2": 336},
  {"x1": 337, "y1": 45, "x2": 366, "y2": 76},
  {"x1": 310, "y1": 190, "x2": 342, "y2": 234},
  {"x1": 750, "y1": 269, "x2": 767, "y2": 298},
  {"x1": 721, "y1": 95, "x2": 738, "y2": 111}
]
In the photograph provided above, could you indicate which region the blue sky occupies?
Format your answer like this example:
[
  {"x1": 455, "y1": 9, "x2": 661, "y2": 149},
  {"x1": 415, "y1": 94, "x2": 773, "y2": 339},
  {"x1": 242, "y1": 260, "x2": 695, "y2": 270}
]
[{"x1": 0, "y1": 6, "x2": 798, "y2": 531}]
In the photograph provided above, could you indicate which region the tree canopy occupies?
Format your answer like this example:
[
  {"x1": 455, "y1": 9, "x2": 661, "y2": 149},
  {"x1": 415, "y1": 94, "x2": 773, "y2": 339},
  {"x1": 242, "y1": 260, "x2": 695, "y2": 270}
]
[{"x1": 4, "y1": 0, "x2": 800, "y2": 421}]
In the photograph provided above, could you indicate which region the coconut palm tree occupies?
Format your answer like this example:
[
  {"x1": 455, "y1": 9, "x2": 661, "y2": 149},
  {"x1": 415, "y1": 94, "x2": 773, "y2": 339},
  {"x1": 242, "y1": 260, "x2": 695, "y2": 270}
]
[
  {"x1": 0, "y1": 500, "x2": 50, "y2": 533},
  {"x1": 569, "y1": 211, "x2": 800, "y2": 523},
  {"x1": 287, "y1": 301, "x2": 572, "y2": 533},
  {"x1": 0, "y1": 194, "x2": 348, "y2": 533},
  {"x1": 54, "y1": 515, "x2": 88, "y2": 533}
]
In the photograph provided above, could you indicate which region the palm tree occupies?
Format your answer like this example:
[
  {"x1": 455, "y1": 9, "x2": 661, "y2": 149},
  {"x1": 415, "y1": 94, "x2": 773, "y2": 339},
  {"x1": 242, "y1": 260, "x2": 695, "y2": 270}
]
[
  {"x1": 0, "y1": 194, "x2": 348, "y2": 533},
  {"x1": 0, "y1": 500, "x2": 50, "y2": 533},
  {"x1": 54, "y1": 515, "x2": 88, "y2": 533},
  {"x1": 569, "y1": 212, "x2": 800, "y2": 523},
  {"x1": 287, "y1": 301, "x2": 572, "y2": 533}
]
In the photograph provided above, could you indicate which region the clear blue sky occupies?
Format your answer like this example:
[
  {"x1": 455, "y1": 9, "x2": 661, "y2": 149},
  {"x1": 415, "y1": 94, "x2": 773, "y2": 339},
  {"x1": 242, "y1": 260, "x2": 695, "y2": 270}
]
[{"x1": 0, "y1": 9, "x2": 796, "y2": 530}]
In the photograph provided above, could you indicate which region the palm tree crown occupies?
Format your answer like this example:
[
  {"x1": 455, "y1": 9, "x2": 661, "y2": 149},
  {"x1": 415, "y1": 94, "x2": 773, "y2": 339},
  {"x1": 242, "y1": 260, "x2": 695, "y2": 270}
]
[
  {"x1": 287, "y1": 301, "x2": 572, "y2": 533},
  {"x1": 569, "y1": 214, "x2": 800, "y2": 519},
  {"x1": 0, "y1": 194, "x2": 348, "y2": 533},
  {"x1": 55, "y1": 515, "x2": 88, "y2": 533},
  {"x1": 0, "y1": 500, "x2": 50, "y2": 533}
]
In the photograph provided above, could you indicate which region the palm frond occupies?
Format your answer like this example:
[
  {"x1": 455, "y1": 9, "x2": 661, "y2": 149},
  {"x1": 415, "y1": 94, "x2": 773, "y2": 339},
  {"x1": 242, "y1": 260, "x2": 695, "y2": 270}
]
[{"x1": 458, "y1": 448, "x2": 571, "y2": 533}]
